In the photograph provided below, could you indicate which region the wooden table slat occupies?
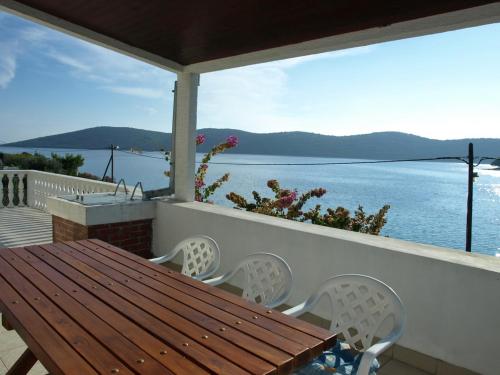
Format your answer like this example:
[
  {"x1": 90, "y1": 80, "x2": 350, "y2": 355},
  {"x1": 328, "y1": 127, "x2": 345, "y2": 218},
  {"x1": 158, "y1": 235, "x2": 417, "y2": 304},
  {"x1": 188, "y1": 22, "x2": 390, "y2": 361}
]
[
  {"x1": 48, "y1": 242, "x2": 277, "y2": 374},
  {"x1": 30, "y1": 244, "x2": 255, "y2": 375},
  {"x1": 0, "y1": 275, "x2": 97, "y2": 375},
  {"x1": 1, "y1": 248, "x2": 176, "y2": 375},
  {"x1": 0, "y1": 240, "x2": 336, "y2": 375},
  {"x1": 0, "y1": 255, "x2": 133, "y2": 375},
  {"x1": 13, "y1": 246, "x2": 207, "y2": 375},
  {"x1": 63, "y1": 242, "x2": 306, "y2": 365},
  {"x1": 90, "y1": 238, "x2": 335, "y2": 343},
  {"x1": 79, "y1": 240, "x2": 326, "y2": 352}
]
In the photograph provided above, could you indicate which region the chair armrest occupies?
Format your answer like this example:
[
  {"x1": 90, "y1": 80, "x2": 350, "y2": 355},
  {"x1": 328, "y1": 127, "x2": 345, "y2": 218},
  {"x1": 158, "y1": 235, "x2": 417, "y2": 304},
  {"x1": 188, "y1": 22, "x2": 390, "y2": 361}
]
[
  {"x1": 357, "y1": 329, "x2": 402, "y2": 375},
  {"x1": 282, "y1": 301, "x2": 309, "y2": 317},
  {"x1": 149, "y1": 251, "x2": 175, "y2": 265},
  {"x1": 191, "y1": 267, "x2": 218, "y2": 281},
  {"x1": 202, "y1": 274, "x2": 229, "y2": 286}
]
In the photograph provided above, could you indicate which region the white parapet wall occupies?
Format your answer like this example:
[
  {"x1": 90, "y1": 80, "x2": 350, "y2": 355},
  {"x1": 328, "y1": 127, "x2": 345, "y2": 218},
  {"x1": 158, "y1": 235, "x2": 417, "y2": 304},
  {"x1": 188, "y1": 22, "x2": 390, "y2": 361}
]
[
  {"x1": 155, "y1": 200, "x2": 500, "y2": 375},
  {"x1": 1, "y1": 170, "x2": 130, "y2": 211},
  {"x1": 28, "y1": 170, "x2": 120, "y2": 211}
]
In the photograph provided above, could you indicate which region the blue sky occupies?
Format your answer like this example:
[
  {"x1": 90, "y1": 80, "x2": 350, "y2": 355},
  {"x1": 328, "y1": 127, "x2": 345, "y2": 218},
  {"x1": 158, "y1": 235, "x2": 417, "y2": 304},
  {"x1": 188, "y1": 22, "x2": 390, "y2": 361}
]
[{"x1": 1, "y1": 11, "x2": 500, "y2": 143}]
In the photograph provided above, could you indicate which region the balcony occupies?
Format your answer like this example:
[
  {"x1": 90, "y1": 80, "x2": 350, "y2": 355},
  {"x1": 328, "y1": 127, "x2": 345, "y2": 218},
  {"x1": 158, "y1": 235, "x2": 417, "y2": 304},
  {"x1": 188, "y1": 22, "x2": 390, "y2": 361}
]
[
  {"x1": 1, "y1": 170, "x2": 498, "y2": 374},
  {"x1": 0, "y1": 170, "x2": 119, "y2": 248},
  {"x1": 2, "y1": 1, "x2": 500, "y2": 373}
]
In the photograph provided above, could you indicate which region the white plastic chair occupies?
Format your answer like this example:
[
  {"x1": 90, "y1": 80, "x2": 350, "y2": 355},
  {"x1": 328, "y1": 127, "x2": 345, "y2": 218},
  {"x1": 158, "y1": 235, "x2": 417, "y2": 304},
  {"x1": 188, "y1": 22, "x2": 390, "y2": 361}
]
[
  {"x1": 150, "y1": 235, "x2": 220, "y2": 280},
  {"x1": 283, "y1": 274, "x2": 405, "y2": 375},
  {"x1": 204, "y1": 253, "x2": 293, "y2": 309}
]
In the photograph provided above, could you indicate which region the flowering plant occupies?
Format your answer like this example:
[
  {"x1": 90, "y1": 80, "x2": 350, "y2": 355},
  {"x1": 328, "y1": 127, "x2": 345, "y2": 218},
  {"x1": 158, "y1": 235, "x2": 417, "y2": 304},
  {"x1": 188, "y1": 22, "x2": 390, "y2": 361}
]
[
  {"x1": 164, "y1": 133, "x2": 238, "y2": 202},
  {"x1": 227, "y1": 179, "x2": 326, "y2": 220},
  {"x1": 227, "y1": 179, "x2": 389, "y2": 235},
  {"x1": 195, "y1": 134, "x2": 238, "y2": 202}
]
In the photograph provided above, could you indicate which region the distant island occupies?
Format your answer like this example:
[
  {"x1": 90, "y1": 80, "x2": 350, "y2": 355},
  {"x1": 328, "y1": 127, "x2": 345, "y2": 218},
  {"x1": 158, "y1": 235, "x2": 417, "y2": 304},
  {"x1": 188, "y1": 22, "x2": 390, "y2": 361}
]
[{"x1": 4, "y1": 126, "x2": 500, "y2": 160}]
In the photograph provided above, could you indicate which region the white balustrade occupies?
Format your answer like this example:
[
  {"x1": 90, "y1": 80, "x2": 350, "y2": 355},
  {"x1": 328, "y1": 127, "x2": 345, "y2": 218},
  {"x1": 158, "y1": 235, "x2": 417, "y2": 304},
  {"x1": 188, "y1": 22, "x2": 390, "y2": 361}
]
[
  {"x1": 0, "y1": 171, "x2": 29, "y2": 208},
  {"x1": 0, "y1": 170, "x2": 123, "y2": 211},
  {"x1": 28, "y1": 170, "x2": 120, "y2": 211}
]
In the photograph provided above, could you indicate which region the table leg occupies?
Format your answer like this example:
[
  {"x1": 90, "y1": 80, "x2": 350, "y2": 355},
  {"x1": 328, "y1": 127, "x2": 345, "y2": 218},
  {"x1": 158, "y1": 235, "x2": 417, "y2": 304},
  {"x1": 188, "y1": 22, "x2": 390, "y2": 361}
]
[
  {"x1": 6, "y1": 348, "x2": 37, "y2": 375},
  {"x1": 2, "y1": 314, "x2": 13, "y2": 331}
]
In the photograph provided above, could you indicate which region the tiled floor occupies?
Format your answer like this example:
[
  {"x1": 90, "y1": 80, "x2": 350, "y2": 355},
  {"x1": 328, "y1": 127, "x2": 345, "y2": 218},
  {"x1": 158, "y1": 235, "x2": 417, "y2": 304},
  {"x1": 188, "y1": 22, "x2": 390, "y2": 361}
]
[
  {"x1": 0, "y1": 315, "x2": 47, "y2": 375},
  {"x1": 379, "y1": 359, "x2": 431, "y2": 375},
  {"x1": 0, "y1": 207, "x2": 52, "y2": 248}
]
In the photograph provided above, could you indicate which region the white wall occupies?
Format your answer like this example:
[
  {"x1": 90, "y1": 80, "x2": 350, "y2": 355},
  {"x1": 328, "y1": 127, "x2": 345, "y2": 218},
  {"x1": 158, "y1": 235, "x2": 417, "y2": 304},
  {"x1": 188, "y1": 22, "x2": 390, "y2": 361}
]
[{"x1": 155, "y1": 200, "x2": 500, "y2": 375}]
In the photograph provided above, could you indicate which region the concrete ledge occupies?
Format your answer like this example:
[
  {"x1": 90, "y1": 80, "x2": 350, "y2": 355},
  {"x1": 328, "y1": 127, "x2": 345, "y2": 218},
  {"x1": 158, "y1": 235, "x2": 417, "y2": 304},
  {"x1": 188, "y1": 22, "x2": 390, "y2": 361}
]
[
  {"x1": 157, "y1": 200, "x2": 500, "y2": 272},
  {"x1": 47, "y1": 196, "x2": 155, "y2": 226}
]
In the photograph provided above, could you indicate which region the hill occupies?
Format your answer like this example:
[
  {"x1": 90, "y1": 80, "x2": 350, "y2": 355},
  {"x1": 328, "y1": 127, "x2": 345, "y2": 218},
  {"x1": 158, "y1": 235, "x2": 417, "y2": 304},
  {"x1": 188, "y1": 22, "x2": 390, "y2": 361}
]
[{"x1": 5, "y1": 126, "x2": 500, "y2": 160}]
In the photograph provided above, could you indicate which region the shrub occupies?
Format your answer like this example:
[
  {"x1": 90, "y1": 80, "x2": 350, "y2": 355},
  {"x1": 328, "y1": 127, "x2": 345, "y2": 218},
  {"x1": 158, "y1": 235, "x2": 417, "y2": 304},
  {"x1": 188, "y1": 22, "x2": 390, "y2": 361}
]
[
  {"x1": 0, "y1": 152, "x2": 92, "y2": 179},
  {"x1": 1, "y1": 152, "x2": 63, "y2": 173},
  {"x1": 51, "y1": 153, "x2": 84, "y2": 176},
  {"x1": 227, "y1": 179, "x2": 390, "y2": 235}
]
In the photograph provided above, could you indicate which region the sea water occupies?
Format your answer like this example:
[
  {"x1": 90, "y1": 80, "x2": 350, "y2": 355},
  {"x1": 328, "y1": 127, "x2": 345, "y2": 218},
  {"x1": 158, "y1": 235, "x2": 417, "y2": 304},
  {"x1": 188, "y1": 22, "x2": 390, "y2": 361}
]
[{"x1": 1, "y1": 146, "x2": 498, "y2": 256}]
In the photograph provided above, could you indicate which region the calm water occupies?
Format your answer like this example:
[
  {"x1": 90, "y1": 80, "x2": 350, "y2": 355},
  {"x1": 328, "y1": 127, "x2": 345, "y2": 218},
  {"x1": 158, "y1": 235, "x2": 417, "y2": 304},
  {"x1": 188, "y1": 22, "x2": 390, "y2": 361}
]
[{"x1": 2, "y1": 146, "x2": 499, "y2": 256}]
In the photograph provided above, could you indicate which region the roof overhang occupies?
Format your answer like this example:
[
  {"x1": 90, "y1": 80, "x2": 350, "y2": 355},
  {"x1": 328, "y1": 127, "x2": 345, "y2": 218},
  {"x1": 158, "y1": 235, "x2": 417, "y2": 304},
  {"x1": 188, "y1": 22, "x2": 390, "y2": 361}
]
[{"x1": 1, "y1": 0, "x2": 500, "y2": 74}]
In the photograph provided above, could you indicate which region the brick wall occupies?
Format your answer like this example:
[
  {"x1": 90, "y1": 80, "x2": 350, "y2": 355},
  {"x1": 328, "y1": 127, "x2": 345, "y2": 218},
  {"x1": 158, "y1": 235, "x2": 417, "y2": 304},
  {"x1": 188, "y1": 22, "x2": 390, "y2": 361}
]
[
  {"x1": 52, "y1": 216, "x2": 89, "y2": 242},
  {"x1": 52, "y1": 216, "x2": 152, "y2": 258}
]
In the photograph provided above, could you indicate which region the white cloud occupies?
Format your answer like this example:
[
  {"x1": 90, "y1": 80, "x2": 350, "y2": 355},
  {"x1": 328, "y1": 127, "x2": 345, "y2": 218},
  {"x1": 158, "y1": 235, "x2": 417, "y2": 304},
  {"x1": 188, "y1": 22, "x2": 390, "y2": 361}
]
[
  {"x1": 0, "y1": 12, "x2": 173, "y2": 96},
  {"x1": 47, "y1": 50, "x2": 92, "y2": 72},
  {"x1": 19, "y1": 27, "x2": 49, "y2": 43},
  {"x1": 141, "y1": 106, "x2": 159, "y2": 115},
  {"x1": 0, "y1": 11, "x2": 377, "y2": 133},
  {"x1": 0, "y1": 43, "x2": 16, "y2": 89},
  {"x1": 104, "y1": 86, "x2": 165, "y2": 98},
  {"x1": 267, "y1": 45, "x2": 377, "y2": 69},
  {"x1": 198, "y1": 45, "x2": 378, "y2": 132}
]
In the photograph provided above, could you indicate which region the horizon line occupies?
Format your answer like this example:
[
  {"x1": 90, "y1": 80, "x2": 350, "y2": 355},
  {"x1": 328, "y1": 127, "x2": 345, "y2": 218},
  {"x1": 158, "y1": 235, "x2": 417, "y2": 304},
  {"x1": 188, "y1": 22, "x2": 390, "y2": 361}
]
[{"x1": 3, "y1": 125, "x2": 500, "y2": 144}]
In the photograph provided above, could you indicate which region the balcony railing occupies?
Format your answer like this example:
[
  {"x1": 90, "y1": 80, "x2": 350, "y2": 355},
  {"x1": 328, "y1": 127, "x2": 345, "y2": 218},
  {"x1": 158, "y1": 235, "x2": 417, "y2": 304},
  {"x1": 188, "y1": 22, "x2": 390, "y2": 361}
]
[{"x1": 0, "y1": 170, "x2": 119, "y2": 211}]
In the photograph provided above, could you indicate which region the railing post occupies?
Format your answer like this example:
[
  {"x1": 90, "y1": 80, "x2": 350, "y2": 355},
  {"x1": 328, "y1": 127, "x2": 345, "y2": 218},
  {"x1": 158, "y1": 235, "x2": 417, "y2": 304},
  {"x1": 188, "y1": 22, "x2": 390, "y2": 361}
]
[
  {"x1": 17, "y1": 171, "x2": 26, "y2": 207},
  {"x1": 7, "y1": 174, "x2": 14, "y2": 207},
  {"x1": 27, "y1": 171, "x2": 39, "y2": 209}
]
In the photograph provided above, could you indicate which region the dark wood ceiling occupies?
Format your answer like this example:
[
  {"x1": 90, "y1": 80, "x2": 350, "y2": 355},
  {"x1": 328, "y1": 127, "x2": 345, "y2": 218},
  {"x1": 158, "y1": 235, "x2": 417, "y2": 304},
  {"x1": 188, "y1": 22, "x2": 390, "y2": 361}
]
[{"x1": 15, "y1": 0, "x2": 499, "y2": 65}]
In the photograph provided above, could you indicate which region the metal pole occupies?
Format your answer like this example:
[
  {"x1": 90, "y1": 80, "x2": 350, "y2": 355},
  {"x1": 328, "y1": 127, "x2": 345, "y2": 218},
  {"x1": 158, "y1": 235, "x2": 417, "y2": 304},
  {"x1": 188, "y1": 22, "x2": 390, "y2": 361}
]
[
  {"x1": 111, "y1": 144, "x2": 114, "y2": 183},
  {"x1": 102, "y1": 158, "x2": 111, "y2": 180},
  {"x1": 101, "y1": 147, "x2": 112, "y2": 181},
  {"x1": 169, "y1": 81, "x2": 177, "y2": 194},
  {"x1": 465, "y1": 142, "x2": 474, "y2": 252}
]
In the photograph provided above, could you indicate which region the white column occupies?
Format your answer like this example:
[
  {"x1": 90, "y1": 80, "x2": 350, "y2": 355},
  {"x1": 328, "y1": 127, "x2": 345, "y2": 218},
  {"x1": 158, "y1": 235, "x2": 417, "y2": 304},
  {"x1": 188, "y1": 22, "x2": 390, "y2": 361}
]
[{"x1": 173, "y1": 72, "x2": 199, "y2": 202}]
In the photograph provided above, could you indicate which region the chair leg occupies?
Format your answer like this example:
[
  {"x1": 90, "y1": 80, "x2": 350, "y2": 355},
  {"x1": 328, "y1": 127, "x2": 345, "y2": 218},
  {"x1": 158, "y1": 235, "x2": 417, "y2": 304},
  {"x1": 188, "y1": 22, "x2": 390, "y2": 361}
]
[{"x1": 6, "y1": 348, "x2": 37, "y2": 375}]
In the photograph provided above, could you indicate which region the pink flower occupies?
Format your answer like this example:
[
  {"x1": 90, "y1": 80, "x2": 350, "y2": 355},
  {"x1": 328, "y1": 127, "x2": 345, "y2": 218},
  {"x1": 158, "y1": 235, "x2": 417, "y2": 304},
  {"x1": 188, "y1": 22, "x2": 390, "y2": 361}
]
[
  {"x1": 226, "y1": 135, "x2": 239, "y2": 148},
  {"x1": 278, "y1": 191, "x2": 297, "y2": 208},
  {"x1": 200, "y1": 163, "x2": 208, "y2": 170},
  {"x1": 196, "y1": 134, "x2": 206, "y2": 145},
  {"x1": 195, "y1": 177, "x2": 205, "y2": 188}
]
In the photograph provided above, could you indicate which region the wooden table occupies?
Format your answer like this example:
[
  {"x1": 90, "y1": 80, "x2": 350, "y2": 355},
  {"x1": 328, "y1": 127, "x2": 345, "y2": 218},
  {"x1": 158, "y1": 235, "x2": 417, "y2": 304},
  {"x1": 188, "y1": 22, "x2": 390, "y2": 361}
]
[{"x1": 0, "y1": 239, "x2": 335, "y2": 374}]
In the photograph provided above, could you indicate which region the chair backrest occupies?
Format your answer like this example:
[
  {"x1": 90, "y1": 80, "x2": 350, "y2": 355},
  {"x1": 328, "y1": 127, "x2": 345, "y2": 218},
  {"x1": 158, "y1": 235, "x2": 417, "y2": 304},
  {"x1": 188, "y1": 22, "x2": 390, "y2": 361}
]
[
  {"x1": 172, "y1": 236, "x2": 221, "y2": 280},
  {"x1": 304, "y1": 274, "x2": 405, "y2": 351},
  {"x1": 232, "y1": 253, "x2": 293, "y2": 308}
]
